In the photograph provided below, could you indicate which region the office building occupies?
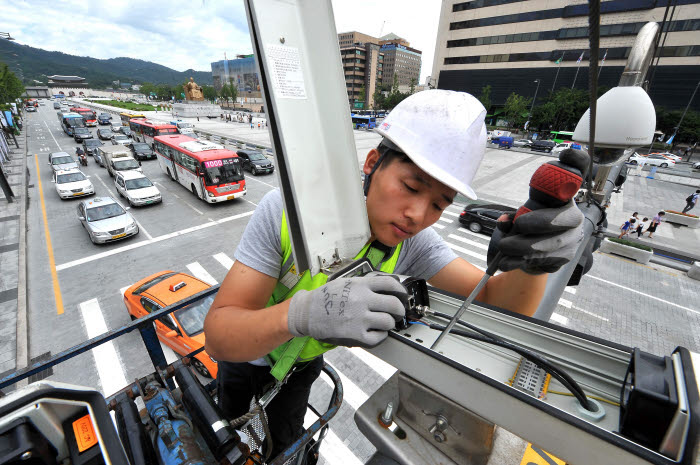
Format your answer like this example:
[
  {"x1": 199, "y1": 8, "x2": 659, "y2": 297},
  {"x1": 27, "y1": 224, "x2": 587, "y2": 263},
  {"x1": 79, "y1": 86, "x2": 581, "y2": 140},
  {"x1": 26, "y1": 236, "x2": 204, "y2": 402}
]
[
  {"x1": 211, "y1": 55, "x2": 261, "y2": 100},
  {"x1": 431, "y1": 0, "x2": 700, "y2": 110}
]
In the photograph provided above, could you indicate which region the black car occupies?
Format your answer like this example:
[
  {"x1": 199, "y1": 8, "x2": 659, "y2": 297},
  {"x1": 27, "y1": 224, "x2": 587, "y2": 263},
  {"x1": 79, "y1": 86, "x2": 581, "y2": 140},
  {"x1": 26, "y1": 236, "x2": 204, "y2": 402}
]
[
  {"x1": 97, "y1": 113, "x2": 112, "y2": 125},
  {"x1": 83, "y1": 139, "x2": 103, "y2": 156},
  {"x1": 458, "y1": 203, "x2": 516, "y2": 235},
  {"x1": 121, "y1": 127, "x2": 133, "y2": 138},
  {"x1": 530, "y1": 140, "x2": 556, "y2": 153},
  {"x1": 97, "y1": 128, "x2": 113, "y2": 141},
  {"x1": 72, "y1": 127, "x2": 93, "y2": 142},
  {"x1": 236, "y1": 150, "x2": 275, "y2": 175},
  {"x1": 130, "y1": 142, "x2": 155, "y2": 160}
]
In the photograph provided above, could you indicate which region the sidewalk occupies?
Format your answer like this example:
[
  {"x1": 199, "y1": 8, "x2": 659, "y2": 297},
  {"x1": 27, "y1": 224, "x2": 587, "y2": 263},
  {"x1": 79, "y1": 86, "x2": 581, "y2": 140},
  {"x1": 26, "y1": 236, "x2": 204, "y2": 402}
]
[{"x1": 0, "y1": 128, "x2": 28, "y2": 382}]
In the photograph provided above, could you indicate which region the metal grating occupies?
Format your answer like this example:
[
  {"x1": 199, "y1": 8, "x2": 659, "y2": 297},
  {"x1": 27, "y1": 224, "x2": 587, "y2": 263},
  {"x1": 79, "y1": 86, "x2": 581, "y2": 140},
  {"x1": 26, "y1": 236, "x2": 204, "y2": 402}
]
[
  {"x1": 28, "y1": 352, "x2": 53, "y2": 383},
  {"x1": 512, "y1": 358, "x2": 549, "y2": 398}
]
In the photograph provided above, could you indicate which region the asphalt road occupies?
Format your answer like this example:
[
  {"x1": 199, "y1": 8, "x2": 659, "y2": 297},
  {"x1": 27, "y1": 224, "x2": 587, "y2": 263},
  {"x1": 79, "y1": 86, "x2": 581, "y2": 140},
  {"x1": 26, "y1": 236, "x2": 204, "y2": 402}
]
[{"x1": 22, "y1": 102, "x2": 700, "y2": 465}]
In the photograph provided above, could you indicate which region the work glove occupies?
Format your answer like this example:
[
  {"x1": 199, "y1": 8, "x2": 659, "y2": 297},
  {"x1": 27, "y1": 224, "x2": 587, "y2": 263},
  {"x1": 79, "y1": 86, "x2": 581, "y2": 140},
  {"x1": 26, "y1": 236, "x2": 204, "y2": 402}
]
[
  {"x1": 287, "y1": 276, "x2": 406, "y2": 349},
  {"x1": 487, "y1": 200, "x2": 584, "y2": 274}
]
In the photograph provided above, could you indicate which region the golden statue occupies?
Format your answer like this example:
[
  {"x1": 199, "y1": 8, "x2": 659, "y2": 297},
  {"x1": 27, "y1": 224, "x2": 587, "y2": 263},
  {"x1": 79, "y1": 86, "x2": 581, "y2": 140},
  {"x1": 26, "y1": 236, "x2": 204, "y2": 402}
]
[{"x1": 184, "y1": 77, "x2": 204, "y2": 101}]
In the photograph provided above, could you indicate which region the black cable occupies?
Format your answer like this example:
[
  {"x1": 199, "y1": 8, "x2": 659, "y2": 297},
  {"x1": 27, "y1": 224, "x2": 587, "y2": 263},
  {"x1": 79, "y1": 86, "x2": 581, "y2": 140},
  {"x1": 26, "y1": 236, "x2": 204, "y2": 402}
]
[{"x1": 427, "y1": 319, "x2": 593, "y2": 411}]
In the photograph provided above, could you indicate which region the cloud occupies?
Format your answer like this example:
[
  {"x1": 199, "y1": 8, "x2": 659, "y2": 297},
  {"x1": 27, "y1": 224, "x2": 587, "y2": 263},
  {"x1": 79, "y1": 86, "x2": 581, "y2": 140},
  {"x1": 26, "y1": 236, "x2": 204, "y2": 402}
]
[{"x1": 1, "y1": 0, "x2": 439, "y2": 81}]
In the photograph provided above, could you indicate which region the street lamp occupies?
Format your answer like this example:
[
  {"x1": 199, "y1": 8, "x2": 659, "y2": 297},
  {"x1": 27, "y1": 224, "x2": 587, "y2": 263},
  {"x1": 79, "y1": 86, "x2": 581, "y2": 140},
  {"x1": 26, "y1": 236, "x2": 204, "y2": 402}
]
[{"x1": 529, "y1": 79, "x2": 541, "y2": 118}]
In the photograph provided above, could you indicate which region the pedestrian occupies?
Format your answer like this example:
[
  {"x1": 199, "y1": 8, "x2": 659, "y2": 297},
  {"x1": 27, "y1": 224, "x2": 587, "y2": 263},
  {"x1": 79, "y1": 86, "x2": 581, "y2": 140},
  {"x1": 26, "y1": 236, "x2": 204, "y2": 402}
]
[
  {"x1": 647, "y1": 211, "x2": 665, "y2": 238},
  {"x1": 629, "y1": 212, "x2": 639, "y2": 224},
  {"x1": 636, "y1": 217, "x2": 648, "y2": 238},
  {"x1": 619, "y1": 218, "x2": 635, "y2": 239},
  {"x1": 682, "y1": 189, "x2": 700, "y2": 214},
  {"x1": 203, "y1": 90, "x2": 586, "y2": 459}
]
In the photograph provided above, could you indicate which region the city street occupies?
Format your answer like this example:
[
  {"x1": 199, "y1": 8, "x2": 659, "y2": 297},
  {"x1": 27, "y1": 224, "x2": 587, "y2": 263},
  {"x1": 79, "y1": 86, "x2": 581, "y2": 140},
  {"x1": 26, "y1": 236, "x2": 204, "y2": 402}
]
[{"x1": 21, "y1": 103, "x2": 700, "y2": 464}]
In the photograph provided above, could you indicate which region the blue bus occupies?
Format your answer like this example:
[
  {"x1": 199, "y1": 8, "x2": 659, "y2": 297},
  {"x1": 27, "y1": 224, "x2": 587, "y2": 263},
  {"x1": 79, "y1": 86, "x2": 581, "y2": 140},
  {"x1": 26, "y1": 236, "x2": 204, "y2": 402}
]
[
  {"x1": 351, "y1": 115, "x2": 376, "y2": 129},
  {"x1": 57, "y1": 111, "x2": 86, "y2": 136}
]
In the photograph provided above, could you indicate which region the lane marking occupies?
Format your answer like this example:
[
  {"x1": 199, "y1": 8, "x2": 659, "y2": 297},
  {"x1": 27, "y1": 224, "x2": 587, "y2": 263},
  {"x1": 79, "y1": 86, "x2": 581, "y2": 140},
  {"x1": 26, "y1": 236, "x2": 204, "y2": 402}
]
[
  {"x1": 572, "y1": 305, "x2": 609, "y2": 322},
  {"x1": 443, "y1": 210, "x2": 460, "y2": 218},
  {"x1": 587, "y1": 274, "x2": 700, "y2": 316},
  {"x1": 56, "y1": 211, "x2": 255, "y2": 271},
  {"x1": 93, "y1": 174, "x2": 153, "y2": 240},
  {"x1": 558, "y1": 298, "x2": 572, "y2": 309},
  {"x1": 34, "y1": 155, "x2": 65, "y2": 315},
  {"x1": 448, "y1": 233, "x2": 489, "y2": 250},
  {"x1": 78, "y1": 299, "x2": 128, "y2": 396},
  {"x1": 550, "y1": 313, "x2": 569, "y2": 326},
  {"x1": 445, "y1": 241, "x2": 488, "y2": 262},
  {"x1": 438, "y1": 216, "x2": 454, "y2": 224},
  {"x1": 432, "y1": 223, "x2": 445, "y2": 229},
  {"x1": 153, "y1": 182, "x2": 204, "y2": 216},
  {"x1": 213, "y1": 252, "x2": 235, "y2": 270},
  {"x1": 457, "y1": 227, "x2": 490, "y2": 241},
  {"x1": 321, "y1": 362, "x2": 368, "y2": 411},
  {"x1": 303, "y1": 409, "x2": 363, "y2": 465},
  {"x1": 186, "y1": 262, "x2": 218, "y2": 285},
  {"x1": 347, "y1": 347, "x2": 396, "y2": 380},
  {"x1": 245, "y1": 175, "x2": 276, "y2": 189},
  {"x1": 43, "y1": 121, "x2": 63, "y2": 151},
  {"x1": 119, "y1": 286, "x2": 129, "y2": 298},
  {"x1": 564, "y1": 286, "x2": 577, "y2": 295}
]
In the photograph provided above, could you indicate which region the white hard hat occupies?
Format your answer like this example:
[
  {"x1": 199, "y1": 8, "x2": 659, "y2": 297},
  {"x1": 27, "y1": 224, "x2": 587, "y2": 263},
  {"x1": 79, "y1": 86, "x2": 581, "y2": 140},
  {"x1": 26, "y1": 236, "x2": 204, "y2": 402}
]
[{"x1": 375, "y1": 89, "x2": 486, "y2": 199}]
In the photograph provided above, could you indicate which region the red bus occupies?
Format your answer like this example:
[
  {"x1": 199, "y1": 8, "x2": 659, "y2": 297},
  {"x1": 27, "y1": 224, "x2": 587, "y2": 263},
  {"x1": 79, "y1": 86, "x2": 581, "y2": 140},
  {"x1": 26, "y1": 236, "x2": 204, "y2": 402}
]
[
  {"x1": 129, "y1": 119, "x2": 178, "y2": 148},
  {"x1": 70, "y1": 107, "x2": 97, "y2": 126},
  {"x1": 154, "y1": 134, "x2": 246, "y2": 203}
]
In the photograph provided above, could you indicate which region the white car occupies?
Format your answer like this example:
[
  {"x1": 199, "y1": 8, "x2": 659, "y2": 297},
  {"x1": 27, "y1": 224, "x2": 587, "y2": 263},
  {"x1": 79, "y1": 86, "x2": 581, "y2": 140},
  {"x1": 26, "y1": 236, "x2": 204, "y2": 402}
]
[
  {"x1": 114, "y1": 171, "x2": 161, "y2": 207},
  {"x1": 110, "y1": 123, "x2": 124, "y2": 133},
  {"x1": 513, "y1": 139, "x2": 532, "y2": 147},
  {"x1": 628, "y1": 153, "x2": 675, "y2": 168},
  {"x1": 552, "y1": 142, "x2": 584, "y2": 155},
  {"x1": 651, "y1": 152, "x2": 682, "y2": 162},
  {"x1": 111, "y1": 134, "x2": 131, "y2": 146},
  {"x1": 54, "y1": 169, "x2": 94, "y2": 199}
]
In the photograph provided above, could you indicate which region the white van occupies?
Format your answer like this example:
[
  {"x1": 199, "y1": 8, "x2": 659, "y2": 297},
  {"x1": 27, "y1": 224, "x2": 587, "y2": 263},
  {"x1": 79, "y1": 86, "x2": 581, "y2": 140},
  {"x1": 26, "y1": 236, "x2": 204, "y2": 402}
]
[{"x1": 98, "y1": 145, "x2": 136, "y2": 177}]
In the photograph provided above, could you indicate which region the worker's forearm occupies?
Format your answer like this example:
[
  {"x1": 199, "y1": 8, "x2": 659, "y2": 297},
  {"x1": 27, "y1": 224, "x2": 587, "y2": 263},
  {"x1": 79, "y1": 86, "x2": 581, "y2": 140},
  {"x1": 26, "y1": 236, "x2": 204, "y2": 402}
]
[
  {"x1": 481, "y1": 270, "x2": 547, "y2": 317},
  {"x1": 204, "y1": 300, "x2": 293, "y2": 363}
]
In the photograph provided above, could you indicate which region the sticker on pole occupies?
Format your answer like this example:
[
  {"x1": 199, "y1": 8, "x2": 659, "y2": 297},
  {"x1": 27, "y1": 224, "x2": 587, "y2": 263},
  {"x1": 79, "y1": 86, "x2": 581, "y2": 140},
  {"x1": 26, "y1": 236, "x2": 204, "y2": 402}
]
[
  {"x1": 520, "y1": 443, "x2": 565, "y2": 465},
  {"x1": 267, "y1": 45, "x2": 308, "y2": 100},
  {"x1": 72, "y1": 413, "x2": 98, "y2": 452}
]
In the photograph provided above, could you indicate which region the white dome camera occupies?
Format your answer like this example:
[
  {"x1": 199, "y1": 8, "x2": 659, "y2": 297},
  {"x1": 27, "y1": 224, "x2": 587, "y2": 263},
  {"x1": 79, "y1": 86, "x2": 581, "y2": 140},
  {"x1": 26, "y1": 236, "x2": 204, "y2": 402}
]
[{"x1": 573, "y1": 86, "x2": 656, "y2": 164}]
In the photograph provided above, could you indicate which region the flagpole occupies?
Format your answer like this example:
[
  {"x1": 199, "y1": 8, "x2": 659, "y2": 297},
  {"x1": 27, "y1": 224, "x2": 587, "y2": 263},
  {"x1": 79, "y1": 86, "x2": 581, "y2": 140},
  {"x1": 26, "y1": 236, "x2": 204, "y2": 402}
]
[
  {"x1": 572, "y1": 51, "x2": 584, "y2": 89},
  {"x1": 552, "y1": 53, "x2": 564, "y2": 92},
  {"x1": 597, "y1": 49, "x2": 608, "y2": 79}
]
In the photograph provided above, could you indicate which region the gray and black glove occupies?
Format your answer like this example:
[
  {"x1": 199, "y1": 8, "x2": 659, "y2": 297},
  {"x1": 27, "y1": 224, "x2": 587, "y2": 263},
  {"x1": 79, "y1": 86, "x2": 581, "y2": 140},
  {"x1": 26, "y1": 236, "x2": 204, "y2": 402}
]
[
  {"x1": 487, "y1": 200, "x2": 584, "y2": 274},
  {"x1": 287, "y1": 276, "x2": 406, "y2": 348}
]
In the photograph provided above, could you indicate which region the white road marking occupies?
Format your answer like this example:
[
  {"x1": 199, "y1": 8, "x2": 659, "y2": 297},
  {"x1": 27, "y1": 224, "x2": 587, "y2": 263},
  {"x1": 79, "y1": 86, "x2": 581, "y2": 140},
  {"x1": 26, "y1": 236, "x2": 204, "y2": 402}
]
[
  {"x1": 213, "y1": 252, "x2": 235, "y2": 270},
  {"x1": 572, "y1": 305, "x2": 609, "y2": 322},
  {"x1": 564, "y1": 286, "x2": 577, "y2": 295},
  {"x1": 445, "y1": 241, "x2": 488, "y2": 262},
  {"x1": 303, "y1": 410, "x2": 363, "y2": 465},
  {"x1": 437, "y1": 216, "x2": 454, "y2": 224},
  {"x1": 78, "y1": 299, "x2": 128, "y2": 396},
  {"x1": 432, "y1": 223, "x2": 445, "y2": 229},
  {"x1": 550, "y1": 313, "x2": 569, "y2": 326},
  {"x1": 119, "y1": 286, "x2": 130, "y2": 298},
  {"x1": 347, "y1": 347, "x2": 396, "y2": 380},
  {"x1": 56, "y1": 211, "x2": 255, "y2": 271},
  {"x1": 587, "y1": 274, "x2": 700, "y2": 316},
  {"x1": 558, "y1": 298, "x2": 572, "y2": 309},
  {"x1": 245, "y1": 175, "x2": 276, "y2": 189},
  {"x1": 321, "y1": 362, "x2": 367, "y2": 411},
  {"x1": 43, "y1": 121, "x2": 63, "y2": 151},
  {"x1": 442, "y1": 210, "x2": 460, "y2": 217},
  {"x1": 186, "y1": 262, "x2": 218, "y2": 285},
  {"x1": 448, "y1": 233, "x2": 489, "y2": 250},
  {"x1": 457, "y1": 227, "x2": 490, "y2": 241}
]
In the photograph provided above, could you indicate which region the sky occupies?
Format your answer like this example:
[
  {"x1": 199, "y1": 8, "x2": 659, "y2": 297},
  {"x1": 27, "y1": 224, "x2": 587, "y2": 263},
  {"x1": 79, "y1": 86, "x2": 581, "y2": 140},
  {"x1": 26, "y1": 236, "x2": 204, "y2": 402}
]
[{"x1": 1, "y1": 0, "x2": 442, "y2": 84}]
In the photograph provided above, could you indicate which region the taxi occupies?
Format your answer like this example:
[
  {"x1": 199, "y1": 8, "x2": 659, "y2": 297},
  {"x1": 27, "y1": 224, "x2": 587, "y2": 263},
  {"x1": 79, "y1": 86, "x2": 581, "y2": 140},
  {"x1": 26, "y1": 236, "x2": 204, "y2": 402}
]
[{"x1": 123, "y1": 271, "x2": 218, "y2": 378}]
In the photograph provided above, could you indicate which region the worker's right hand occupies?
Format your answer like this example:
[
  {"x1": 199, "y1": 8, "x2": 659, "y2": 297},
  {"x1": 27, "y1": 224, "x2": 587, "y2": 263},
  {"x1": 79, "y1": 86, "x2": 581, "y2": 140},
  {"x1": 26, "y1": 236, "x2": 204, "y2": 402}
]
[{"x1": 287, "y1": 276, "x2": 407, "y2": 349}]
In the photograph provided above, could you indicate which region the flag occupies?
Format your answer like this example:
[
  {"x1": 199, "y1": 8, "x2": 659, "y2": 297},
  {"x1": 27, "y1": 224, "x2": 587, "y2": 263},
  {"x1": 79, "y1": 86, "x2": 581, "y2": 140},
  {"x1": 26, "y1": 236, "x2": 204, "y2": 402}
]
[
  {"x1": 555, "y1": 54, "x2": 564, "y2": 65},
  {"x1": 576, "y1": 52, "x2": 584, "y2": 64},
  {"x1": 601, "y1": 49, "x2": 608, "y2": 63},
  {"x1": 666, "y1": 134, "x2": 675, "y2": 145}
]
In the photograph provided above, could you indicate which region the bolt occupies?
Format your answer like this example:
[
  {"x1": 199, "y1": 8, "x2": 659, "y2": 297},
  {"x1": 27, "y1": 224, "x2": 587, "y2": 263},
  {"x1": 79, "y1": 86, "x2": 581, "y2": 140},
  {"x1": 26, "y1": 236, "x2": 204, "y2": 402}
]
[
  {"x1": 280, "y1": 37, "x2": 285, "y2": 44},
  {"x1": 434, "y1": 431, "x2": 446, "y2": 443},
  {"x1": 380, "y1": 402, "x2": 394, "y2": 426},
  {"x1": 21, "y1": 451, "x2": 32, "y2": 460}
]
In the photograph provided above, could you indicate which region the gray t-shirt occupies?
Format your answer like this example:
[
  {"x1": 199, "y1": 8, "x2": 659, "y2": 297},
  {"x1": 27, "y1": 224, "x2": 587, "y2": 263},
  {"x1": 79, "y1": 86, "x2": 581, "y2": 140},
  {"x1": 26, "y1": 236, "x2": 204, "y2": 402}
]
[{"x1": 234, "y1": 189, "x2": 458, "y2": 281}]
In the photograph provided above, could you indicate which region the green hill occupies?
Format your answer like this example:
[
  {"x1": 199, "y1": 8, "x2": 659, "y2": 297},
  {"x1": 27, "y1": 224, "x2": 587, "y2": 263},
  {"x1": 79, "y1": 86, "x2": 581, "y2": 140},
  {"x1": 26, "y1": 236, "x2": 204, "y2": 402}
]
[{"x1": 0, "y1": 40, "x2": 212, "y2": 88}]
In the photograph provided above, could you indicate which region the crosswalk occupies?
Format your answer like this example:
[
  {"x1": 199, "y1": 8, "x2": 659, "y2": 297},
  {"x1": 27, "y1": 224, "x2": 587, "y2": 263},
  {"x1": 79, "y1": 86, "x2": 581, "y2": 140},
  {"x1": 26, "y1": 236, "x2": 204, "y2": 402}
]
[{"x1": 66, "y1": 204, "x2": 581, "y2": 465}]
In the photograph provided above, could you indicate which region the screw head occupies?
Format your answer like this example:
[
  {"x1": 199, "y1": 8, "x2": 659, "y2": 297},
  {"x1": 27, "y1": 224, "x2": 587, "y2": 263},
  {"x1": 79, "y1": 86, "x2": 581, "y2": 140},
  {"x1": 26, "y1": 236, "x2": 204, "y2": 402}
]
[
  {"x1": 21, "y1": 451, "x2": 32, "y2": 460},
  {"x1": 434, "y1": 432, "x2": 446, "y2": 443},
  {"x1": 280, "y1": 37, "x2": 286, "y2": 44}
]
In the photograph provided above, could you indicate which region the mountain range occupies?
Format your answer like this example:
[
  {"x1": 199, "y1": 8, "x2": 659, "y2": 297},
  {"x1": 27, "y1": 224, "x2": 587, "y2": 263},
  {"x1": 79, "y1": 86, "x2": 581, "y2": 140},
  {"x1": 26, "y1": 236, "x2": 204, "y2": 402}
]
[{"x1": 0, "y1": 40, "x2": 213, "y2": 88}]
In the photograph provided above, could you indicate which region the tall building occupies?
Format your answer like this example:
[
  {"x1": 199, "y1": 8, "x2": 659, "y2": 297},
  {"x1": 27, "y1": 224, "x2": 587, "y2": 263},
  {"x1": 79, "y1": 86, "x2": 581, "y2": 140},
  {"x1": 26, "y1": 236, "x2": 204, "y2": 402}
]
[
  {"x1": 337, "y1": 31, "x2": 423, "y2": 108},
  {"x1": 431, "y1": 0, "x2": 700, "y2": 111},
  {"x1": 211, "y1": 55, "x2": 261, "y2": 100}
]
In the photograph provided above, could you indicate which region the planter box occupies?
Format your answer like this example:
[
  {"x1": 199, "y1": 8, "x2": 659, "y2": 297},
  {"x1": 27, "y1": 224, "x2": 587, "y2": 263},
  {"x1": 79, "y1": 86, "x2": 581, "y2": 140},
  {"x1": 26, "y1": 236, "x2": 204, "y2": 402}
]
[
  {"x1": 689, "y1": 262, "x2": 700, "y2": 281},
  {"x1": 600, "y1": 238, "x2": 653, "y2": 264},
  {"x1": 664, "y1": 212, "x2": 700, "y2": 229}
]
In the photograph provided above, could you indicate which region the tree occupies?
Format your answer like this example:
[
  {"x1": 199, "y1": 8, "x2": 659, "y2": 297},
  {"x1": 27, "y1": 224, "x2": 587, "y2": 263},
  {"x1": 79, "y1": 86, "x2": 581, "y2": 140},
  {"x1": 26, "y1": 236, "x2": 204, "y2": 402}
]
[
  {"x1": 139, "y1": 82, "x2": 156, "y2": 99},
  {"x1": 202, "y1": 85, "x2": 217, "y2": 102},
  {"x1": 0, "y1": 63, "x2": 24, "y2": 104},
  {"x1": 478, "y1": 85, "x2": 492, "y2": 113},
  {"x1": 155, "y1": 84, "x2": 173, "y2": 101},
  {"x1": 409, "y1": 78, "x2": 416, "y2": 95},
  {"x1": 372, "y1": 88, "x2": 385, "y2": 110},
  {"x1": 357, "y1": 84, "x2": 366, "y2": 105},
  {"x1": 227, "y1": 78, "x2": 239, "y2": 103},
  {"x1": 503, "y1": 92, "x2": 531, "y2": 129}
]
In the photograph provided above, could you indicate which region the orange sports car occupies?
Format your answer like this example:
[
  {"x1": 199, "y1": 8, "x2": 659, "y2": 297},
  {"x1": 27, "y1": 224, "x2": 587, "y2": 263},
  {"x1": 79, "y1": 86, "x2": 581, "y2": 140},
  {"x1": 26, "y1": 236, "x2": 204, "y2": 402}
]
[{"x1": 124, "y1": 270, "x2": 218, "y2": 378}]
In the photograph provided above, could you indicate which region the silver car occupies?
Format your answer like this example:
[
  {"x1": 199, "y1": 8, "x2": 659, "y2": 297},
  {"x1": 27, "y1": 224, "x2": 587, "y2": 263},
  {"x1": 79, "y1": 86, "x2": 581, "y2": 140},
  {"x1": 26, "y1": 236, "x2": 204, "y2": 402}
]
[
  {"x1": 48, "y1": 152, "x2": 79, "y2": 174},
  {"x1": 77, "y1": 197, "x2": 139, "y2": 244},
  {"x1": 111, "y1": 134, "x2": 130, "y2": 146}
]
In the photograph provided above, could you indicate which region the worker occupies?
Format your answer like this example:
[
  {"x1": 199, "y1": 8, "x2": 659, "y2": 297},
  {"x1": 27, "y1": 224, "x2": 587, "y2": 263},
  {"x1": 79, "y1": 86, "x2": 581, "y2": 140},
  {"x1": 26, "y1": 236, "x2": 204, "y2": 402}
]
[{"x1": 204, "y1": 90, "x2": 584, "y2": 458}]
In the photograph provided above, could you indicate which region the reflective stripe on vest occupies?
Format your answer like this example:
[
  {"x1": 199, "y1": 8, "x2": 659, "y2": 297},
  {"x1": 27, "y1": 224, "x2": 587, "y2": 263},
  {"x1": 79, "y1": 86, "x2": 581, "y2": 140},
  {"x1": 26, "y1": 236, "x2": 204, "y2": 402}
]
[{"x1": 266, "y1": 211, "x2": 402, "y2": 380}]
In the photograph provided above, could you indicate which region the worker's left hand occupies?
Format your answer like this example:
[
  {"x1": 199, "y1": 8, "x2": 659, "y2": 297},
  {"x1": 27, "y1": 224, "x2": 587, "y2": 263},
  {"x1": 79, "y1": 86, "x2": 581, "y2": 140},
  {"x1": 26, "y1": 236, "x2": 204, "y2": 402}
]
[{"x1": 487, "y1": 200, "x2": 584, "y2": 274}]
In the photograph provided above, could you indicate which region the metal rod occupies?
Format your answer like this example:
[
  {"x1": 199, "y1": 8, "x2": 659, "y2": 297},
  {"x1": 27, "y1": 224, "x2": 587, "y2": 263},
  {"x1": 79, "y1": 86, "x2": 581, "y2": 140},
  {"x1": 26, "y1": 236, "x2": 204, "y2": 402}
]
[{"x1": 431, "y1": 252, "x2": 501, "y2": 350}]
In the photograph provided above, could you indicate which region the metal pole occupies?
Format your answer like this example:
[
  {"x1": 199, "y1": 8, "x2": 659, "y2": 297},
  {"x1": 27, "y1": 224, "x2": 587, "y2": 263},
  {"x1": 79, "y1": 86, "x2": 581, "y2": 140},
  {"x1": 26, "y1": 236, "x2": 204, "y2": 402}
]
[
  {"x1": 0, "y1": 163, "x2": 15, "y2": 203},
  {"x1": 551, "y1": 54, "x2": 564, "y2": 92},
  {"x1": 529, "y1": 79, "x2": 541, "y2": 118},
  {"x1": 571, "y1": 65, "x2": 580, "y2": 89}
]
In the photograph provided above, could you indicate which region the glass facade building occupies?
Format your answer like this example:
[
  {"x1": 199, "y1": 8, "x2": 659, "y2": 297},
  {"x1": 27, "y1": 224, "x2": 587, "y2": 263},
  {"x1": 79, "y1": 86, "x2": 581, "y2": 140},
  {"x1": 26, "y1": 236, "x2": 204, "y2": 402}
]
[{"x1": 211, "y1": 55, "x2": 261, "y2": 99}]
